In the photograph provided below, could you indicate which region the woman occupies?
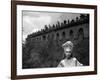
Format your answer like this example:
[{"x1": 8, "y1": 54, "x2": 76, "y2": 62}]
[{"x1": 58, "y1": 41, "x2": 83, "y2": 67}]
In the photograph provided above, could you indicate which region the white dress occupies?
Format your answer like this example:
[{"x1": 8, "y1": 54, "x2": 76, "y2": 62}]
[{"x1": 58, "y1": 57, "x2": 83, "y2": 67}]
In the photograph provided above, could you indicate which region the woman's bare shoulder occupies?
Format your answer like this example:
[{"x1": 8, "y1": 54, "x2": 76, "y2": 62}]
[{"x1": 57, "y1": 59, "x2": 65, "y2": 67}]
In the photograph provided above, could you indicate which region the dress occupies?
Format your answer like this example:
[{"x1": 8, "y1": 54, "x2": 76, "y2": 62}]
[{"x1": 57, "y1": 57, "x2": 83, "y2": 67}]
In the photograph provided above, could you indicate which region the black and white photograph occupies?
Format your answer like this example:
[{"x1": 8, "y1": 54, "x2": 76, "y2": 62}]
[
  {"x1": 22, "y1": 11, "x2": 89, "y2": 69},
  {"x1": 11, "y1": 1, "x2": 97, "y2": 79}
]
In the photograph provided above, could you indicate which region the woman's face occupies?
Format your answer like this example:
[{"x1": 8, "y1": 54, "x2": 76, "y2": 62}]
[{"x1": 64, "y1": 45, "x2": 73, "y2": 56}]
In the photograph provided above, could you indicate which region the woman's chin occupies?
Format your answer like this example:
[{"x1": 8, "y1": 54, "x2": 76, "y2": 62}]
[{"x1": 65, "y1": 54, "x2": 71, "y2": 58}]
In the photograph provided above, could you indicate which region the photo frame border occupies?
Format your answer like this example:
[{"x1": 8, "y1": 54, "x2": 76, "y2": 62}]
[{"x1": 11, "y1": 1, "x2": 97, "y2": 80}]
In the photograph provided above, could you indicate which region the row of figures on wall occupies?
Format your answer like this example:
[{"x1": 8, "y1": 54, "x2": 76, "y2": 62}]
[
  {"x1": 30, "y1": 14, "x2": 89, "y2": 37},
  {"x1": 26, "y1": 14, "x2": 89, "y2": 43}
]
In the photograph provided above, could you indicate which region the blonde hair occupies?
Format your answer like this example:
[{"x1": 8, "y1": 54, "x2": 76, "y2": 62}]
[{"x1": 62, "y1": 41, "x2": 73, "y2": 49}]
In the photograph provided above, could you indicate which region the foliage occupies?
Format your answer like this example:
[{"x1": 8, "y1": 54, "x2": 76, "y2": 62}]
[{"x1": 23, "y1": 37, "x2": 89, "y2": 68}]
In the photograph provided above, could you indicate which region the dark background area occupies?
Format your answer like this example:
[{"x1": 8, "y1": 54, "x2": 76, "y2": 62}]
[{"x1": 22, "y1": 37, "x2": 89, "y2": 69}]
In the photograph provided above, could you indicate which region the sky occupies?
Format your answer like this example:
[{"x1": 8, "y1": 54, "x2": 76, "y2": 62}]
[{"x1": 22, "y1": 11, "x2": 81, "y2": 41}]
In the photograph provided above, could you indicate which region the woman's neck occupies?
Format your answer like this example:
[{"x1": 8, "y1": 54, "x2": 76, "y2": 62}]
[{"x1": 65, "y1": 54, "x2": 73, "y2": 59}]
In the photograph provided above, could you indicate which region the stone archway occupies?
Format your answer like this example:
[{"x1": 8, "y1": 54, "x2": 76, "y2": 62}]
[
  {"x1": 78, "y1": 28, "x2": 84, "y2": 41},
  {"x1": 69, "y1": 29, "x2": 74, "y2": 40}
]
